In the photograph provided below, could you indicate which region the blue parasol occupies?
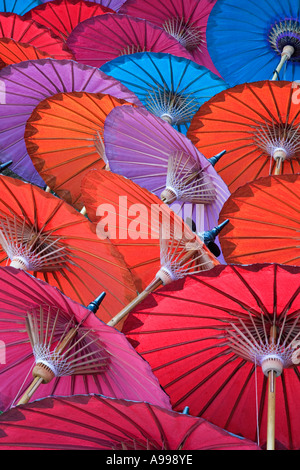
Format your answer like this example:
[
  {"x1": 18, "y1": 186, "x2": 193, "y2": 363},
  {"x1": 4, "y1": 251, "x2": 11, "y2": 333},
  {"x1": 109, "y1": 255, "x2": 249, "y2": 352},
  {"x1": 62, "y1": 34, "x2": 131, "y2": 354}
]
[
  {"x1": 101, "y1": 51, "x2": 229, "y2": 135},
  {"x1": 206, "y1": 0, "x2": 300, "y2": 86}
]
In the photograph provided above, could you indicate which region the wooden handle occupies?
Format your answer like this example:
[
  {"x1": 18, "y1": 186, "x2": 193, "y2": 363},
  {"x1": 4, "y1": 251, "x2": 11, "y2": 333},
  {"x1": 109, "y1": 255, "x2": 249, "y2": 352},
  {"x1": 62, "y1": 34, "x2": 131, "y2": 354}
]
[
  {"x1": 17, "y1": 377, "x2": 44, "y2": 406},
  {"x1": 267, "y1": 325, "x2": 277, "y2": 450},
  {"x1": 107, "y1": 246, "x2": 210, "y2": 328},
  {"x1": 107, "y1": 277, "x2": 163, "y2": 327}
]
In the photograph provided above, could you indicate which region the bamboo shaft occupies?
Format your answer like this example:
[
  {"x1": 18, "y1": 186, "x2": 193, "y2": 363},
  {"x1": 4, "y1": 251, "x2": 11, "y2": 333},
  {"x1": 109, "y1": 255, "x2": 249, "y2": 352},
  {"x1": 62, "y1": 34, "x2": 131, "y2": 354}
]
[
  {"x1": 107, "y1": 247, "x2": 201, "y2": 328},
  {"x1": 107, "y1": 277, "x2": 163, "y2": 327},
  {"x1": 266, "y1": 325, "x2": 277, "y2": 450},
  {"x1": 274, "y1": 157, "x2": 283, "y2": 175},
  {"x1": 271, "y1": 55, "x2": 288, "y2": 81},
  {"x1": 17, "y1": 377, "x2": 44, "y2": 406},
  {"x1": 271, "y1": 45, "x2": 294, "y2": 81}
]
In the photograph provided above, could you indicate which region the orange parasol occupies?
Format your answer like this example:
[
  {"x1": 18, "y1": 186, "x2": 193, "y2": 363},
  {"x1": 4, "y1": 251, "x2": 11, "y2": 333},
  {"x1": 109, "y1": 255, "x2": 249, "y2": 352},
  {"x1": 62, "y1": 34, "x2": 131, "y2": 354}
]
[
  {"x1": 0, "y1": 175, "x2": 137, "y2": 326},
  {"x1": 81, "y1": 169, "x2": 219, "y2": 327},
  {"x1": 0, "y1": 38, "x2": 53, "y2": 70},
  {"x1": 218, "y1": 174, "x2": 300, "y2": 266},
  {"x1": 25, "y1": 91, "x2": 135, "y2": 210},
  {"x1": 187, "y1": 80, "x2": 300, "y2": 194}
]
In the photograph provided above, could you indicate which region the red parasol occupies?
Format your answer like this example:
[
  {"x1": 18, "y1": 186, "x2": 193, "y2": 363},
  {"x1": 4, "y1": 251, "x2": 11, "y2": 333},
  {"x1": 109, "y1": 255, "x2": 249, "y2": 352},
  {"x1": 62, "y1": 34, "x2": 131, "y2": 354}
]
[
  {"x1": 81, "y1": 169, "x2": 219, "y2": 328},
  {"x1": 0, "y1": 267, "x2": 170, "y2": 411},
  {"x1": 0, "y1": 394, "x2": 261, "y2": 450},
  {"x1": 0, "y1": 12, "x2": 73, "y2": 59},
  {"x1": 0, "y1": 175, "x2": 137, "y2": 325},
  {"x1": 24, "y1": 0, "x2": 114, "y2": 42},
  {"x1": 25, "y1": 91, "x2": 135, "y2": 210},
  {"x1": 218, "y1": 174, "x2": 300, "y2": 266},
  {"x1": 123, "y1": 263, "x2": 300, "y2": 450},
  {"x1": 187, "y1": 80, "x2": 300, "y2": 194}
]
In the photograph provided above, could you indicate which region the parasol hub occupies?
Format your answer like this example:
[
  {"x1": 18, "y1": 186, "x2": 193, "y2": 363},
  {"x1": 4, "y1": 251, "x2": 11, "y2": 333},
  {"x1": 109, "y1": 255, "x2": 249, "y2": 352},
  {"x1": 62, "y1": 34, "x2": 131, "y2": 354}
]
[
  {"x1": 261, "y1": 354, "x2": 284, "y2": 377},
  {"x1": 160, "y1": 186, "x2": 178, "y2": 204},
  {"x1": 10, "y1": 256, "x2": 30, "y2": 271},
  {"x1": 160, "y1": 113, "x2": 173, "y2": 124},
  {"x1": 282, "y1": 44, "x2": 295, "y2": 59},
  {"x1": 32, "y1": 360, "x2": 56, "y2": 384},
  {"x1": 156, "y1": 266, "x2": 177, "y2": 285},
  {"x1": 272, "y1": 147, "x2": 287, "y2": 161}
]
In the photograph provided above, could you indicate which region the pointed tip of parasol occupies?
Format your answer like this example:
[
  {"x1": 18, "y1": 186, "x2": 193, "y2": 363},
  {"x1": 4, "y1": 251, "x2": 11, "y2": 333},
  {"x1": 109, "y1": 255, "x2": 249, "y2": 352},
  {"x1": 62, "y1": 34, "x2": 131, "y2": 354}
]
[
  {"x1": 87, "y1": 292, "x2": 107, "y2": 314},
  {"x1": 208, "y1": 149, "x2": 226, "y2": 166}
]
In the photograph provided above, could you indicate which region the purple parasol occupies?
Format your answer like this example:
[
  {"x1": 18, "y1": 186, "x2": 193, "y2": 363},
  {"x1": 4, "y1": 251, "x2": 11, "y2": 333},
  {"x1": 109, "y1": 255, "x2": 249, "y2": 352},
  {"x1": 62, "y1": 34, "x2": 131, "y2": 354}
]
[
  {"x1": 0, "y1": 58, "x2": 141, "y2": 187},
  {"x1": 103, "y1": 105, "x2": 230, "y2": 256}
]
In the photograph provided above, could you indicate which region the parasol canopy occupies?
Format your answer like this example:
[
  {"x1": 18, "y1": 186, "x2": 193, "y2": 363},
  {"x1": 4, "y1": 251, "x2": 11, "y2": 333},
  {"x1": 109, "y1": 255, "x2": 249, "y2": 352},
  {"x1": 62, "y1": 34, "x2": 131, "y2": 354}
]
[
  {"x1": 206, "y1": 0, "x2": 300, "y2": 86},
  {"x1": 0, "y1": 58, "x2": 141, "y2": 186},
  {"x1": 119, "y1": 0, "x2": 220, "y2": 75},
  {"x1": 103, "y1": 104, "x2": 230, "y2": 238},
  {"x1": 0, "y1": 394, "x2": 261, "y2": 450},
  {"x1": 66, "y1": 13, "x2": 195, "y2": 69},
  {"x1": 218, "y1": 174, "x2": 300, "y2": 266},
  {"x1": 24, "y1": 0, "x2": 114, "y2": 42},
  {"x1": 123, "y1": 263, "x2": 300, "y2": 450},
  {"x1": 0, "y1": 38, "x2": 52, "y2": 69},
  {"x1": 187, "y1": 80, "x2": 300, "y2": 194},
  {"x1": 25, "y1": 91, "x2": 135, "y2": 210},
  {"x1": 0, "y1": 267, "x2": 170, "y2": 411},
  {"x1": 0, "y1": 175, "x2": 138, "y2": 325},
  {"x1": 101, "y1": 51, "x2": 228, "y2": 135},
  {"x1": 0, "y1": 12, "x2": 73, "y2": 59}
]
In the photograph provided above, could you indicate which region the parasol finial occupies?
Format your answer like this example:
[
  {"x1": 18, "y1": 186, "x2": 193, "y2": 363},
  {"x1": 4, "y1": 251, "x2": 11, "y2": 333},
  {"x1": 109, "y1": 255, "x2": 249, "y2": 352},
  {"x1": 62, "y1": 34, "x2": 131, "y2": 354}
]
[
  {"x1": 208, "y1": 150, "x2": 226, "y2": 167},
  {"x1": 0, "y1": 161, "x2": 13, "y2": 172},
  {"x1": 87, "y1": 292, "x2": 107, "y2": 313}
]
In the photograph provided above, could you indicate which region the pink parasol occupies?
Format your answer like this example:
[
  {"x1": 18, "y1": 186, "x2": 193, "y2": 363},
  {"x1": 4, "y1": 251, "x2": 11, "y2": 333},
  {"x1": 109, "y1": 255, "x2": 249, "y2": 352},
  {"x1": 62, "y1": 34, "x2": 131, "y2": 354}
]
[
  {"x1": 0, "y1": 394, "x2": 261, "y2": 450},
  {"x1": 66, "y1": 13, "x2": 194, "y2": 68},
  {"x1": 119, "y1": 0, "x2": 220, "y2": 75},
  {"x1": 0, "y1": 267, "x2": 171, "y2": 412}
]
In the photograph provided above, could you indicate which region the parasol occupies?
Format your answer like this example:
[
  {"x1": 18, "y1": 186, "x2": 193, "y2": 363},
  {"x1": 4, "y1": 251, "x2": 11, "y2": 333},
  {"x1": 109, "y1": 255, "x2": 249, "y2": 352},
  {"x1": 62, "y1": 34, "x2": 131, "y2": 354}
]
[
  {"x1": 0, "y1": 58, "x2": 141, "y2": 186},
  {"x1": 24, "y1": 0, "x2": 114, "y2": 42},
  {"x1": 119, "y1": 0, "x2": 220, "y2": 75},
  {"x1": 187, "y1": 80, "x2": 300, "y2": 194},
  {"x1": 0, "y1": 12, "x2": 73, "y2": 59},
  {"x1": 103, "y1": 105, "x2": 230, "y2": 239},
  {"x1": 0, "y1": 267, "x2": 170, "y2": 411},
  {"x1": 0, "y1": 174, "x2": 138, "y2": 325},
  {"x1": 0, "y1": 38, "x2": 52, "y2": 69},
  {"x1": 123, "y1": 263, "x2": 300, "y2": 450},
  {"x1": 101, "y1": 52, "x2": 228, "y2": 135},
  {"x1": 0, "y1": 394, "x2": 261, "y2": 450},
  {"x1": 66, "y1": 13, "x2": 195, "y2": 69},
  {"x1": 206, "y1": 0, "x2": 300, "y2": 86},
  {"x1": 25, "y1": 91, "x2": 135, "y2": 210},
  {"x1": 81, "y1": 169, "x2": 219, "y2": 328},
  {"x1": 218, "y1": 174, "x2": 300, "y2": 266}
]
